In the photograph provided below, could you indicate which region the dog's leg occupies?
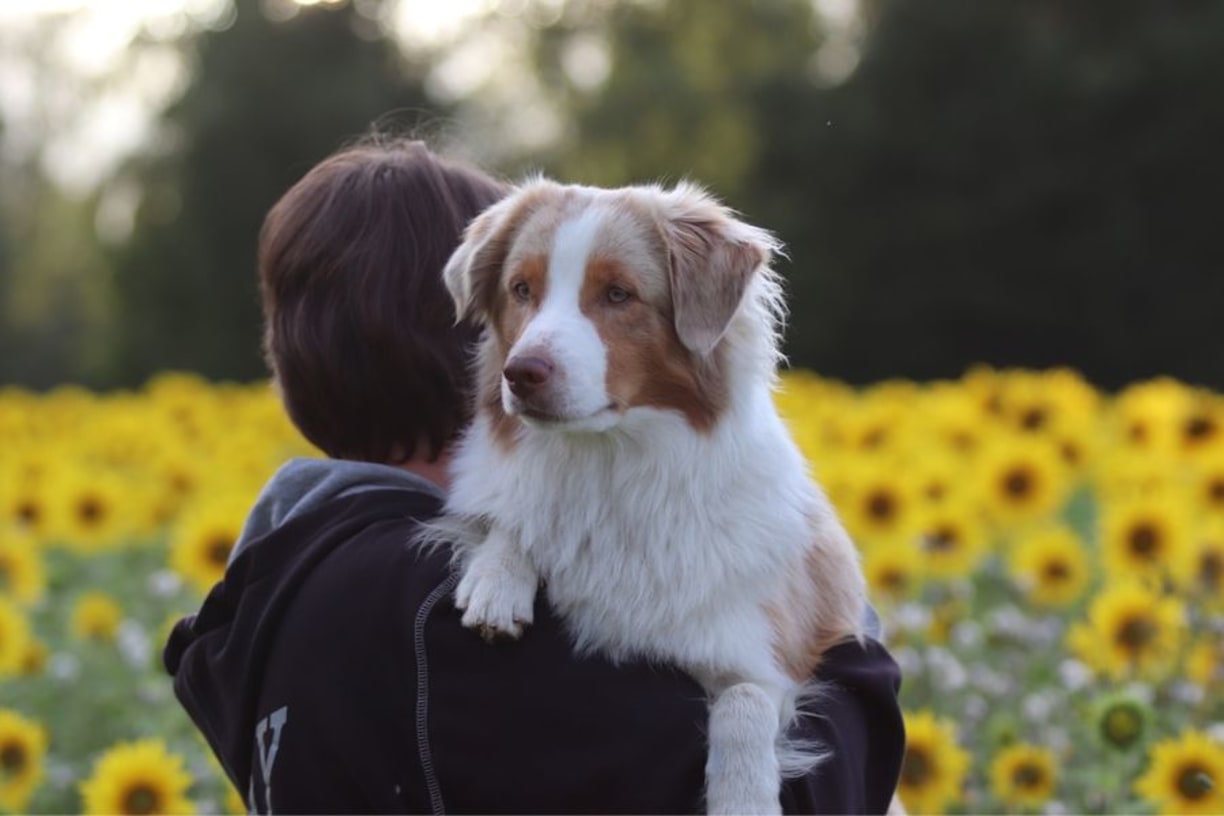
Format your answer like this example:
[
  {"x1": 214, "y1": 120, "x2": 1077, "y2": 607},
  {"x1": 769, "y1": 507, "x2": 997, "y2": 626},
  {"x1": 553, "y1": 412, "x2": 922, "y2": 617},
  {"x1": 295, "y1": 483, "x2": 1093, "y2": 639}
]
[
  {"x1": 454, "y1": 525, "x2": 538, "y2": 642},
  {"x1": 705, "y1": 683, "x2": 782, "y2": 816}
]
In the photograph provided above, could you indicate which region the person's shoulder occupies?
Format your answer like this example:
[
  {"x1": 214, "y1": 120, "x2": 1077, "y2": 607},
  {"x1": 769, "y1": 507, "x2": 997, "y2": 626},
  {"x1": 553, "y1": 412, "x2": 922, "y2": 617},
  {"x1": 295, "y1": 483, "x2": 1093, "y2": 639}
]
[
  {"x1": 256, "y1": 485, "x2": 455, "y2": 653},
  {"x1": 301, "y1": 487, "x2": 453, "y2": 599}
]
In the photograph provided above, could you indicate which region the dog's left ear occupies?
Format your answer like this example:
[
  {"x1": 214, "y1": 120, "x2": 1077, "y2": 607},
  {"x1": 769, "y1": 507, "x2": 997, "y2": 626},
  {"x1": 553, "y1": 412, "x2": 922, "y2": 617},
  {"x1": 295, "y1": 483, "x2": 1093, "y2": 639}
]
[
  {"x1": 656, "y1": 183, "x2": 779, "y2": 356},
  {"x1": 444, "y1": 180, "x2": 551, "y2": 322}
]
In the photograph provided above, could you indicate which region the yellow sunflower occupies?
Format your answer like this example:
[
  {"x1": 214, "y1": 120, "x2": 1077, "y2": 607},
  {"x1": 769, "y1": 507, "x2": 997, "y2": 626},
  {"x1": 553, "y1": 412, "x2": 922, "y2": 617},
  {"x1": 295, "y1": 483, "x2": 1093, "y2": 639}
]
[
  {"x1": 1099, "y1": 494, "x2": 1194, "y2": 585},
  {"x1": 0, "y1": 474, "x2": 52, "y2": 540},
  {"x1": 168, "y1": 494, "x2": 250, "y2": 595},
  {"x1": 70, "y1": 591, "x2": 124, "y2": 643},
  {"x1": 837, "y1": 393, "x2": 908, "y2": 455},
  {"x1": 0, "y1": 708, "x2": 47, "y2": 812},
  {"x1": 912, "y1": 503, "x2": 990, "y2": 581},
  {"x1": 148, "y1": 450, "x2": 205, "y2": 523},
  {"x1": 897, "y1": 709, "x2": 971, "y2": 814},
  {"x1": 864, "y1": 538, "x2": 927, "y2": 604},
  {"x1": 0, "y1": 597, "x2": 32, "y2": 678},
  {"x1": 975, "y1": 435, "x2": 1072, "y2": 529},
  {"x1": 79, "y1": 738, "x2": 196, "y2": 815},
  {"x1": 839, "y1": 465, "x2": 919, "y2": 548},
  {"x1": 47, "y1": 467, "x2": 132, "y2": 552},
  {"x1": 996, "y1": 369, "x2": 1101, "y2": 449},
  {"x1": 1111, "y1": 378, "x2": 1188, "y2": 455},
  {"x1": 0, "y1": 533, "x2": 45, "y2": 606},
  {"x1": 1177, "y1": 393, "x2": 1224, "y2": 458},
  {"x1": 962, "y1": 365, "x2": 1007, "y2": 419},
  {"x1": 1072, "y1": 582, "x2": 1186, "y2": 681},
  {"x1": 1008, "y1": 524, "x2": 1091, "y2": 608},
  {"x1": 1050, "y1": 426, "x2": 1100, "y2": 479},
  {"x1": 910, "y1": 453, "x2": 971, "y2": 509},
  {"x1": 989, "y1": 743, "x2": 1058, "y2": 810},
  {"x1": 917, "y1": 383, "x2": 987, "y2": 457},
  {"x1": 1134, "y1": 729, "x2": 1224, "y2": 815}
]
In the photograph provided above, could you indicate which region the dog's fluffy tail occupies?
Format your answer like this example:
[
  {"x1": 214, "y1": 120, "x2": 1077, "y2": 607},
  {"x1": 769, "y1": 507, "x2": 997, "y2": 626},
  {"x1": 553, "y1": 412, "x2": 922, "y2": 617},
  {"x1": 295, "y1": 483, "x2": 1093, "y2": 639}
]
[{"x1": 776, "y1": 679, "x2": 832, "y2": 779}]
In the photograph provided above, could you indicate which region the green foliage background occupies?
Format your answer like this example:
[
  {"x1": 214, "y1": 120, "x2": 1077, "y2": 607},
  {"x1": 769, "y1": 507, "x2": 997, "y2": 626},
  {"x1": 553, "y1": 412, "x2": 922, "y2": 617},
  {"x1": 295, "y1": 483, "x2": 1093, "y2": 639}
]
[{"x1": 1, "y1": 0, "x2": 1223, "y2": 390}]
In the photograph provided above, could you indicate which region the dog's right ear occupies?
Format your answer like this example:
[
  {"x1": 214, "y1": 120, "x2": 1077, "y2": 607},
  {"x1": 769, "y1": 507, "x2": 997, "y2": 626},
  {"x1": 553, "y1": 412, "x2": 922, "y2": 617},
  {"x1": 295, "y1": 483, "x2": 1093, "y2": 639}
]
[{"x1": 444, "y1": 182, "x2": 546, "y2": 323}]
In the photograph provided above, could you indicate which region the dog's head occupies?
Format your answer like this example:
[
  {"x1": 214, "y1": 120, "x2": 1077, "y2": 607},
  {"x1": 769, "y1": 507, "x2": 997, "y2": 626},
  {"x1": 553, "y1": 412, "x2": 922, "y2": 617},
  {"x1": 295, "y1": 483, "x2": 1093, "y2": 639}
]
[{"x1": 443, "y1": 179, "x2": 782, "y2": 437}]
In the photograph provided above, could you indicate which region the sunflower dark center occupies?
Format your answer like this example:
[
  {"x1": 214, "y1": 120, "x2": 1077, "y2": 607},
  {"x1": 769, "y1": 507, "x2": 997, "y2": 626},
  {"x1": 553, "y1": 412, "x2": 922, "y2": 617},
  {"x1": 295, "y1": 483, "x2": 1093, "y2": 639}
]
[
  {"x1": 862, "y1": 428, "x2": 887, "y2": 449},
  {"x1": 1042, "y1": 560, "x2": 1070, "y2": 583},
  {"x1": 1020, "y1": 407, "x2": 1048, "y2": 430},
  {"x1": 900, "y1": 748, "x2": 932, "y2": 787},
  {"x1": 925, "y1": 526, "x2": 958, "y2": 552},
  {"x1": 122, "y1": 783, "x2": 162, "y2": 815},
  {"x1": 1060, "y1": 441, "x2": 1081, "y2": 465},
  {"x1": 866, "y1": 491, "x2": 896, "y2": 522},
  {"x1": 77, "y1": 496, "x2": 104, "y2": 526},
  {"x1": 879, "y1": 569, "x2": 908, "y2": 592},
  {"x1": 1012, "y1": 761, "x2": 1045, "y2": 790},
  {"x1": 1208, "y1": 478, "x2": 1224, "y2": 505},
  {"x1": 1200, "y1": 551, "x2": 1222, "y2": 591},
  {"x1": 207, "y1": 536, "x2": 233, "y2": 567},
  {"x1": 950, "y1": 431, "x2": 975, "y2": 451},
  {"x1": 1127, "y1": 524, "x2": 1160, "y2": 558},
  {"x1": 1177, "y1": 764, "x2": 1215, "y2": 800},
  {"x1": 1117, "y1": 615, "x2": 1157, "y2": 652},
  {"x1": 1003, "y1": 468, "x2": 1034, "y2": 499},
  {"x1": 1184, "y1": 415, "x2": 1217, "y2": 443},
  {"x1": 1129, "y1": 421, "x2": 1149, "y2": 444},
  {"x1": 16, "y1": 500, "x2": 39, "y2": 525},
  {"x1": 0, "y1": 741, "x2": 26, "y2": 772}
]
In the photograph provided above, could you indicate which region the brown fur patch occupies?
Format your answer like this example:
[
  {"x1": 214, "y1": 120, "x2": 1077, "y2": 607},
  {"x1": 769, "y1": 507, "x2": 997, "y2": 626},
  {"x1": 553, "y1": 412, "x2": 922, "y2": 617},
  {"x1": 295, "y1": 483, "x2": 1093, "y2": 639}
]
[
  {"x1": 451, "y1": 183, "x2": 557, "y2": 320},
  {"x1": 476, "y1": 253, "x2": 551, "y2": 452},
  {"x1": 768, "y1": 527, "x2": 865, "y2": 682},
  {"x1": 579, "y1": 255, "x2": 729, "y2": 432},
  {"x1": 581, "y1": 198, "x2": 733, "y2": 433}
]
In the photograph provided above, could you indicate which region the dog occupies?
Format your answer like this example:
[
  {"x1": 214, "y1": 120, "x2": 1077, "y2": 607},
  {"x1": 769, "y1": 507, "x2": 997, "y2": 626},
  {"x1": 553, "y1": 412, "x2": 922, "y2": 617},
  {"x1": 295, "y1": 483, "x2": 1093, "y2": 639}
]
[{"x1": 432, "y1": 178, "x2": 867, "y2": 814}]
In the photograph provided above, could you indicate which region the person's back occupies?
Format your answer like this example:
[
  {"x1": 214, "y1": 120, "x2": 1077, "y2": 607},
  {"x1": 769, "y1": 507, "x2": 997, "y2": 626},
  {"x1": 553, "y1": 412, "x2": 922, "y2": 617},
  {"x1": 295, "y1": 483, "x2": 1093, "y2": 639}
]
[{"x1": 164, "y1": 138, "x2": 905, "y2": 814}]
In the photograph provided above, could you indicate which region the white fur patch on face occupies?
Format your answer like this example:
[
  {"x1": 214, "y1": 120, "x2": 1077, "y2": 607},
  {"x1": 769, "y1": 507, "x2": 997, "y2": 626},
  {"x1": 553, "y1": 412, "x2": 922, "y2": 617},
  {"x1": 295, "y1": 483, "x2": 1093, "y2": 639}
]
[{"x1": 503, "y1": 205, "x2": 616, "y2": 429}]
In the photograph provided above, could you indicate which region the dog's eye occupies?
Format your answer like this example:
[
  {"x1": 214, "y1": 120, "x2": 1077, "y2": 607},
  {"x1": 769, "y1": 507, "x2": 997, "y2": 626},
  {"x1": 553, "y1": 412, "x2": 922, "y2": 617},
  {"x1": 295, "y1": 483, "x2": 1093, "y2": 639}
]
[
  {"x1": 606, "y1": 285, "x2": 632, "y2": 304},
  {"x1": 511, "y1": 281, "x2": 531, "y2": 301}
]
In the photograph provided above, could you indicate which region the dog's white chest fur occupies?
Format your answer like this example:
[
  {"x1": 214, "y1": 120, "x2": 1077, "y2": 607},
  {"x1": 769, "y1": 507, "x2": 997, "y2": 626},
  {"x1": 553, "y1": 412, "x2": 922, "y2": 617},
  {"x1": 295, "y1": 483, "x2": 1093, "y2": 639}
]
[{"x1": 448, "y1": 395, "x2": 823, "y2": 684}]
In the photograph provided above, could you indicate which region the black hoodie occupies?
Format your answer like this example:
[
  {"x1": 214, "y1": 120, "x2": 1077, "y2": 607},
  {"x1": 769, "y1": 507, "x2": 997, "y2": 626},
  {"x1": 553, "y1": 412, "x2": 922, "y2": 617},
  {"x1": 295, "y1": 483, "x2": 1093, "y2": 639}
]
[{"x1": 165, "y1": 459, "x2": 904, "y2": 814}]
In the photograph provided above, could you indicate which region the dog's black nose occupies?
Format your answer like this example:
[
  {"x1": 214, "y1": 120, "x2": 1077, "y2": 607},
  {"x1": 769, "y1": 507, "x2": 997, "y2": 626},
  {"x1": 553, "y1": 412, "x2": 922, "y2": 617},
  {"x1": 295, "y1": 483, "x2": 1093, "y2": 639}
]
[{"x1": 504, "y1": 356, "x2": 553, "y2": 397}]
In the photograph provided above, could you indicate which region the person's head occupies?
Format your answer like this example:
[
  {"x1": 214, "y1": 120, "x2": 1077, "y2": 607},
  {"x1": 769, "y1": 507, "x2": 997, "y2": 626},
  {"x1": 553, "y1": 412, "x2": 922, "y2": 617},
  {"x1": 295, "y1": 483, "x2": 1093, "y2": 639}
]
[{"x1": 258, "y1": 138, "x2": 507, "y2": 464}]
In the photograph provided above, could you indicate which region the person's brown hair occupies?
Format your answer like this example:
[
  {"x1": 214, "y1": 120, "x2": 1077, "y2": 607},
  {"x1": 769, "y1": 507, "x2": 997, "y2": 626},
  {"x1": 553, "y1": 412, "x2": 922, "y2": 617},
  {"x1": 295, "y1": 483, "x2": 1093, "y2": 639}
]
[{"x1": 258, "y1": 139, "x2": 507, "y2": 463}]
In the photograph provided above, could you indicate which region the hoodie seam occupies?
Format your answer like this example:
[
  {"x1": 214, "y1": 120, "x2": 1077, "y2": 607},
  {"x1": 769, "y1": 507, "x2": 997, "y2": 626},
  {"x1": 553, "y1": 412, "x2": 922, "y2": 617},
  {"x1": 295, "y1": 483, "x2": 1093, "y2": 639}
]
[{"x1": 415, "y1": 571, "x2": 459, "y2": 816}]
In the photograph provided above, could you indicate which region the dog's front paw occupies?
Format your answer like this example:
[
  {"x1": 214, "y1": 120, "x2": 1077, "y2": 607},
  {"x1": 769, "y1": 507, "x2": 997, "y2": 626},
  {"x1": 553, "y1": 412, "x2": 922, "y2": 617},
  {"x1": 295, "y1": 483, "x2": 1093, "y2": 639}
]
[{"x1": 454, "y1": 554, "x2": 537, "y2": 642}]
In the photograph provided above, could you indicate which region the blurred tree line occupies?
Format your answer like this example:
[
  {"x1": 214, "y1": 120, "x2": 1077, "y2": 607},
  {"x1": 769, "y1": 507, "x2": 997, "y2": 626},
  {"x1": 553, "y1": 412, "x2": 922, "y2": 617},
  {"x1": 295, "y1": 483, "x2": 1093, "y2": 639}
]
[{"x1": 1, "y1": 0, "x2": 1222, "y2": 390}]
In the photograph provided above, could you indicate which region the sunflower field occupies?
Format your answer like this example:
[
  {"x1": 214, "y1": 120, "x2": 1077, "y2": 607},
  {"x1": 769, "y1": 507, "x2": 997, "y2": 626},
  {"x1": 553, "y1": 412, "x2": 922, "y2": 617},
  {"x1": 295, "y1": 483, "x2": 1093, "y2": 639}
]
[{"x1": 0, "y1": 368, "x2": 1222, "y2": 814}]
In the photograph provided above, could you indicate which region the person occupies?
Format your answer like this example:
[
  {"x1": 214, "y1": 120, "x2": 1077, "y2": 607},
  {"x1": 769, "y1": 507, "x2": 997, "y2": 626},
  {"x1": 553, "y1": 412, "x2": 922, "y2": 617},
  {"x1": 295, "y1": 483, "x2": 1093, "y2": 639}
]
[{"x1": 163, "y1": 137, "x2": 905, "y2": 814}]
